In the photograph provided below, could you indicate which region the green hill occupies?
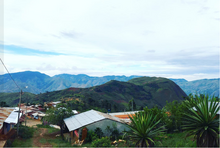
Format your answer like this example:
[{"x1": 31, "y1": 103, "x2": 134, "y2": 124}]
[
  {"x1": 1, "y1": 71, "x2": 219, "y2": 97},
  {"x1": 0, "y1": 92, "x2": 36, "y2": 107},
  {"x1": 128, "y1": 77, "x2": 187, "y2": 107},
  {"x1": 0, "y1": 77, "x2": 187, "y2": 111}
]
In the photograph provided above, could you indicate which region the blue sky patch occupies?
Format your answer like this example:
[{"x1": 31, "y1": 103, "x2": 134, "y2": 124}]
[{"x1": 3, "y1": 45, "x2": 64, "y2": 56}]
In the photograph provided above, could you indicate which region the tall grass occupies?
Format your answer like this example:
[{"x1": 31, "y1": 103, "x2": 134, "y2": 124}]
[{"x1": 155, "y1": 131, "x2": 196, "y2": 147}]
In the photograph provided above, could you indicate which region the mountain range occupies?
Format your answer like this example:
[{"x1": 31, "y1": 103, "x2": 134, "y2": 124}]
[
  {"x1": 0, "y1": 71, "x2": 219, "y2": 97},
  {"x1": 0, "y1": 76, "x2": 187, "y2": 110}
]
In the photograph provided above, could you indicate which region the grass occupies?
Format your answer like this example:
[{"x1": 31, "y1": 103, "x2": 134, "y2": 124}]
[
  {"x1": 46, "y1": 137, "x2": 73, "y2": 147},
  {"x1": 11, "y1": 123, "x2": 197, "y2": 147},
  {"x1": 154, "y1": 131, "x2": 196, "y2": 147},
  {"x1": 11, "y1": 138, "x2": 35, "y2": 147},
  {"x1": 11, "y1": 125, "x2": 69, "y2": 147},
  {"x1": 36, "y1": 124, "x2": 60, "y2": 134},
  {"x1": 48, "y1": 127, "x2": 60, "y2": 134},
  {"x1": 39, "y1": 138, "x2": 47, "y2": 144}
]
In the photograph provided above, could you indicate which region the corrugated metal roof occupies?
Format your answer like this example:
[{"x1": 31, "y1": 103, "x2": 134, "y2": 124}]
[
  {"x1": 109, "y1": 110, "x2": 141, "y2": 116},
  {"x1": 0, "y1": 107, "x2": 16, "y2": 129},
  {"x1": 38, "y1": 113, "x2": 45, "y2": 117},
  {"x1": 64, "y1": 109, "x2": 124, "y2": 132},
  {"x1": 32, "y1": 113, "x2": 38, "y2": 116},
  {"x1": 72, "y1": 110, "x2": 78, "y2": 114},
  {"x1": 52, "y1": 101, "x2": 61, "y2": 104},
  {"x1": 4, "y1": 111, "x2": 22, "y2": 124}
]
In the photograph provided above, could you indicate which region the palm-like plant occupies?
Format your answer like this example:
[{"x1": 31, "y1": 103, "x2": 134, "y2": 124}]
[
  {"x1": 124, "y1": 111, "x2": 165, "y2": 147},
  {"x1": 182, "y1": 95, "x2": 219, "y2": 147}
]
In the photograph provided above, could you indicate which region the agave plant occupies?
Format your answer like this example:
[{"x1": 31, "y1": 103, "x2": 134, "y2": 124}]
[
  {"x1": 124, "y1": 111, "x2": 165, "y2": 147},
  {"x1": 182, "y1": 95, "x2": 219, "y2": 147}
]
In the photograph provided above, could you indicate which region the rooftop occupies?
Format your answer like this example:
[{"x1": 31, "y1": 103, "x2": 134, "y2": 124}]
[{"x1": 64, "y1": 109, "x2": 124, "y2": 132}]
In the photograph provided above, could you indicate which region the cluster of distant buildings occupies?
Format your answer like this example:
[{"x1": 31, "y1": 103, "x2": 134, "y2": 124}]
[
  {"x1": 0, "y1": 101, "x2": 62, "y2": 141},
  {"x1": 0, "y1": 99, "x2": 139, "y2": 146}
]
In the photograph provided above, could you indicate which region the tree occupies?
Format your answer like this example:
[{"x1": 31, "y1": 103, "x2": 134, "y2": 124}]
[
  {"x1": 164, "y1": 100, "x2": 187, "y2": 132},
  {"x1": 182, "y1": 94, "x2": 219, "y2": 147},
  {"x1": 105, "y1": 126, "x2": 112, "y2": 137},
  {"x1": 128, "y1": 98, "x2": 136, "y2": 111},
  {"x1": 124, "y1": 111, "x2": 165, "y2": 147},
  {"x1": 94, "y1": 127, "x2": 104, "y2": 138},
  {"x1": 144, "y1": 106, "x2": 167, "y2": 128},
  {"x1": 44, "y1": 103, "x2": 74, "y2": 140},
  {"x1": 0, "y1": 101, "x2": 9, "y2": 107}
]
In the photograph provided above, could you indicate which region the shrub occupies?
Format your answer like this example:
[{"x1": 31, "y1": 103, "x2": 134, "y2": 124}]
[
  {"x1": 94, "y1": 127, "x2": 104, "y2": 138},
  {"x1": 18, "y1": 125, "x2": 35, "y2": 139},
  {"x1": 164, "y1": 100, "x2": 187, "y2": 132},
  {"x1": 110, "y1": 129, "x2": 120, "y2": 141},
  {"x1": 91, "y1": 137, "x2": 111, "y2": 147},
  {"x1": 84, "y1": 130, "x2": 98, "y2": 143}
]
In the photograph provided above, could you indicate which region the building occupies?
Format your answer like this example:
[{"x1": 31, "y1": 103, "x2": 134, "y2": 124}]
[
  {"x1": 109, "y1": 110, "x2": 141, "y2": 123},
  {"x1": 45, "y1": 101, "x2": 61, "y2": 108},
  {"x1": 64, "y1": 109, "x2": 129, "y2": 143},
  {"x1": 0, "y1": 107, "x2": 24, "y2": 137}
]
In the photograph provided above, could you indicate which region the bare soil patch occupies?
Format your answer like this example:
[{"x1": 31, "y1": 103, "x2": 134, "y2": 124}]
[
  {"x1": 33, "y1": 128, "x2": 53, "y2": 147},
  {"x1": 22, "y1": 119, "x2": 41, "y2": 127}
]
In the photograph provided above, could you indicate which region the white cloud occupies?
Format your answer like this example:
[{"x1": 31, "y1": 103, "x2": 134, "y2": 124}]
[{"x1": 1, "y1": 0, "x2": 219, "y2": 81}]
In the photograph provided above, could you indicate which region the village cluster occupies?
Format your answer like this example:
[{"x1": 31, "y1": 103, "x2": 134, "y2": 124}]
[{"x1": 0, "y1": 101, "x2": 139, "y2": 146}]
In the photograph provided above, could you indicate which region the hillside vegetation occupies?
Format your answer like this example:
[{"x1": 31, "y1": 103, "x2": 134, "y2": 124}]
[
  {"x1": 0, "y1": 92, "x2": 36, "y2": 107},
  {"x1": 173, "y1": 78, "x2": 219, "y2": 97},
  {"x1": 0, "y1": 71, "x2": 218, "y2": 97},
  {"x1": 0, "y1": 77, "x2": 187, "y2": 111}
]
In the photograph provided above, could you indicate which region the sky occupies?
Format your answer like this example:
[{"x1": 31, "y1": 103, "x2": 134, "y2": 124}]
[{"x1": 0, "y1": 0, "x2": 219, "y2": 81}]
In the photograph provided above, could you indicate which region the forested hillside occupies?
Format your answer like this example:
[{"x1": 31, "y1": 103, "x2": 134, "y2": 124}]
[
  {"x1": 0, "y1": 71, "x2": 218, "y2": 97},
  {"x1": 0, "y1": 77, "x2": 187, "y2": 111}
]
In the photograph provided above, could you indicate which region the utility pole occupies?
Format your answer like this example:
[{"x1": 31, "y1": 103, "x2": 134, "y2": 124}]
[
  {"x1": 17, "y1": 89, "x2": 22, "y2": 136},
  {"x1": 25, "y1": 98, "x2": 27, "y2": 126},
  {"x1": 25, "y1": 86, "x2": 28, "y2": 127}
]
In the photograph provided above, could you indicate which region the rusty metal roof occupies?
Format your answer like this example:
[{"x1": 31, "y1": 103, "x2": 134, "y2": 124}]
[{"x1": 0, "y1": 107, "x2": 14, "y2": 129}]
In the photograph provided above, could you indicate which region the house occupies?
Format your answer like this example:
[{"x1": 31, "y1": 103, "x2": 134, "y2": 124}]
[
  {"x1": 64, "y1": 109, "x2": 129, "y2": 143},
  {"x1": 45, "y1": 101, "x2": 61, "y2": 108},
  {"x1": 0, "y1": 107, "x2": 24, "y2": 136},
  {"x1": 15, "y1": 104, "x2": 46, "y2": 120},
  {"x1": 0, "y1": 108, "x2": 14, "y2": 134},
  {"x1": 30, "y1": 111, "x2": 46, "y2": 120}
]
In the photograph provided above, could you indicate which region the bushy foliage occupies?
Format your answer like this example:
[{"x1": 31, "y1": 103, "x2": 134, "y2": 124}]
[
  {"x1": 164, "y1": 100, "x2": 187, "y2": 132},
  {"x1": 44, "y1": 103, "x2": 73, "y2": 139},
  {"x1": 84, "y1": 130, "x2": 98, "y2": 143},
  {"x1": 182, "y1": 94, "x2": 219, "y2": 147},
  {"x1": 144, "y1": 106, "x2": 167, "y2": 125},
  {"x1": 18, "y1": 125, "x2": 35, "y2": 139},
  {"x1": 110, "y1": 129, "x2": 120, "y2": 141},
  {"x1": 105, "y1": 126, "x2": 112, "y2": 137},
  {"x1": 0, "y1": 101, "x2": 9, "y2": 107},
  {"x1": 94, "y1": 127, "x2": 104, "y2": 138},
  {"x1": 91, "y1": 137, "x2": 111, "y2": 147},
  {"x1": 124, "y1": 111, "x2": 165, "y2": 147}
]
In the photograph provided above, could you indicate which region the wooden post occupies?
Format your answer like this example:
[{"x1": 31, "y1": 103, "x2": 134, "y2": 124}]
[
  {"x1": 17, "y1": 90, "x2": 22, "y2": 136},
  {"x1": 25, "y1": 99, "x2": 27, "y2": 126}
]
